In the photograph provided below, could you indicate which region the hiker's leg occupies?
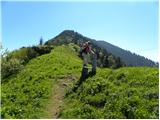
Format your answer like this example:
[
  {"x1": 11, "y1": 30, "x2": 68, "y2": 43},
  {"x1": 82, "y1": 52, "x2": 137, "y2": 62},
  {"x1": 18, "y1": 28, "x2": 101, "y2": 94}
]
[
  {"x1": 92, "y1": 53, "x2": 97, "y2": 74},
  {"x1": 81, "y1": 67, "x2": 88, "y2": 80},
  {"x1": 87, "y1": 53, "x2": 96, "y2": 77},
  {"x1": 82, "y1": 53, "x2": 88, "y2": 67}
]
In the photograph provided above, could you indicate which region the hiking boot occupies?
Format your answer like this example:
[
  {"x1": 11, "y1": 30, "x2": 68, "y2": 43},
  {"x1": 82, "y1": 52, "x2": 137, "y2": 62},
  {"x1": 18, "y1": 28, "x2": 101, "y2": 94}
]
[{"x1": 83, "y1": 64, "x2": 87, "y2": 68}]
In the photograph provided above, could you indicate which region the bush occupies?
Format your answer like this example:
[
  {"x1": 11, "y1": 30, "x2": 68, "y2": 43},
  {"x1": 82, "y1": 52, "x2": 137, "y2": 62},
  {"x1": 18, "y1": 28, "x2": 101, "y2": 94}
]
[
  {"x1": 25, "y1": 48, "x2": 39, "y2": 61},
  {"x1": 1, "y1": 48, "x2": 35, "y2": 79},
  {"x1": 1, "y1": 45, "x2": 53, "y2": 79},
  {"x1": 1, "y1": 58, "x2": 23, "y2": 80},
  {"x1": 32, "y1": 45, "x2": 52, "y2": 56}
]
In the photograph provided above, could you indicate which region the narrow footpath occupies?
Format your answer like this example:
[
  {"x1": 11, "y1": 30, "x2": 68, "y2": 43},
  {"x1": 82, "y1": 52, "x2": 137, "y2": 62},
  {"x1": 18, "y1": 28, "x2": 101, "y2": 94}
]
[{"x1": 44, "y1": 75, "x2": 77, "y2": 118}]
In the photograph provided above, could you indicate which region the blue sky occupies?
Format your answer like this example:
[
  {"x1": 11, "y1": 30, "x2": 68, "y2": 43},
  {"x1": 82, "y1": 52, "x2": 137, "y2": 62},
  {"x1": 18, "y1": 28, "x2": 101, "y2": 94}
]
[{"x1": 1, "y1": 0, "x2": 158, "y2": 61}]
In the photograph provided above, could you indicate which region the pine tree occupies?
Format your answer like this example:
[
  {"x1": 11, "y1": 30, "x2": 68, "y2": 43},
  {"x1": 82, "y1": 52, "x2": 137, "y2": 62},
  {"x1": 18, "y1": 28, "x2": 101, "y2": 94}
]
[{"x1": 39, "y1": 37, "x2": 43, "y2": 45}]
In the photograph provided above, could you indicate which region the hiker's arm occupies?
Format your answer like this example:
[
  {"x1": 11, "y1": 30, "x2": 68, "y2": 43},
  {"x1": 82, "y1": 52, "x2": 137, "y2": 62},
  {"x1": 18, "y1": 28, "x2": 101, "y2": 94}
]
[
  {"x1": 90, "y1": 49, "x2": 95, "y2": 54},
  {"x1": 88, "y1": 46, "x2": 95, "y2": 54}
]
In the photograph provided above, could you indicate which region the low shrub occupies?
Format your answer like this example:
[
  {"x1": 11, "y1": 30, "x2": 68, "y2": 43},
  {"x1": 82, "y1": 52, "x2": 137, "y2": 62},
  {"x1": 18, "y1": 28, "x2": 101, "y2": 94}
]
[
  {"x1": 1, "y1": 58, "x2": 23, "y2": 80},
  {"x1": 1, "y1": 45, "x2": 53, "y2": 79}
]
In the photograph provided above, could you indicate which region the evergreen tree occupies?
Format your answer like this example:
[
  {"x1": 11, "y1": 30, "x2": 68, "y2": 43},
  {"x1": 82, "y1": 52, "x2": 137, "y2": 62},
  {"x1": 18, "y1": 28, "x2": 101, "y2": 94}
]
[
  {"x1": 103, "y1": 55, "x2": 109, "y2": 67},
  {"x1": 39, "y1": 37, "x2": 43, "y2": 45},
  {"x1": 116, "y1": 57, "x2": 122, "y2": 68}
]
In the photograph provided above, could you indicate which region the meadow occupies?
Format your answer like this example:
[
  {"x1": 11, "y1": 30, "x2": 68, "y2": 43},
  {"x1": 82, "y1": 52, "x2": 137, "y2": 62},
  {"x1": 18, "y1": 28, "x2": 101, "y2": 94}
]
[{"x1": 1, "y1": 45, "x2": 159, "y2": 119}]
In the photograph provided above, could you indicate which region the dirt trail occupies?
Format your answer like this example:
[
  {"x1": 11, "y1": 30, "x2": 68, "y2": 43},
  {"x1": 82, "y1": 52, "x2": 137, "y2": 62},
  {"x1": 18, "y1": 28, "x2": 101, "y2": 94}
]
[{"x1": 44, "y1": 75, "x2": 77, "y2": 118}]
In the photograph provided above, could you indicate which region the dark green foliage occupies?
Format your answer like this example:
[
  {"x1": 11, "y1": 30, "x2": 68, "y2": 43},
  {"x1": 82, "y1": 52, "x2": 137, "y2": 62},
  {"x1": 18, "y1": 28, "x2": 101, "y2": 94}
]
[
  {"x1": 39, "y1": 37, "x2": 43, "y2": 45},
  {"x1": 32, "y1": 45, "x2": 52, "y2": 56},
  {"x1": 96, "y1": 41, "x2": 157, "y2": 67}
]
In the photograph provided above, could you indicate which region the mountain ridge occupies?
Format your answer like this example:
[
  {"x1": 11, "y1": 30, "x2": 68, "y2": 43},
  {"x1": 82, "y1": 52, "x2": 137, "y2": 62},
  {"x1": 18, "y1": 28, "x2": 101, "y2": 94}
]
[{"x1": 45, "y1": 30, "x2": 157, "y2": 67}]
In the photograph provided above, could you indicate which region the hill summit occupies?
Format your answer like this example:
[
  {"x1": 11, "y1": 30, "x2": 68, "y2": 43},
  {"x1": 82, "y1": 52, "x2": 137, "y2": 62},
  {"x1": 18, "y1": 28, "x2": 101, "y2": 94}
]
[{"x1": 45, "y1": 30, "x2": 157, "y2": 67}]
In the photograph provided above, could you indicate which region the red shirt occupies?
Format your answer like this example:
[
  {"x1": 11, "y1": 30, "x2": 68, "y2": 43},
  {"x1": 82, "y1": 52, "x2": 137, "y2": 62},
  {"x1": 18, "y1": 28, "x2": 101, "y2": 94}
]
[{"x1": 83, "y1": 44, "x2": 91, "y2": 53}]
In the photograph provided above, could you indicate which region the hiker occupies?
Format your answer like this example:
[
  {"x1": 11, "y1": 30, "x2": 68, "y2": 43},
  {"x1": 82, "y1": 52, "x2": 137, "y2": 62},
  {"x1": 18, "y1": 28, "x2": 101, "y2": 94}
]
[
  {"x1": 72, "y1": 42, "x2": 97, "y2": 92},
  {"x1": 81, "y1": 41, "x2": 95, "y2": 67}
]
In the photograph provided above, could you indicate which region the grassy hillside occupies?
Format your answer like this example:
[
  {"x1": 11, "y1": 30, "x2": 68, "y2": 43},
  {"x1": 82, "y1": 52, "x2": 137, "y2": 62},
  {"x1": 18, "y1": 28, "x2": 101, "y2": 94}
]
[
  {"x1": 1, "y1": 45, "x2": 82, "y2": 119},
  {"x1": 1, "y1": 44, "x2": 159, "y2": 119},
  {"x1": 60, "y1": 67, "x2": 159, "y2": 119}
]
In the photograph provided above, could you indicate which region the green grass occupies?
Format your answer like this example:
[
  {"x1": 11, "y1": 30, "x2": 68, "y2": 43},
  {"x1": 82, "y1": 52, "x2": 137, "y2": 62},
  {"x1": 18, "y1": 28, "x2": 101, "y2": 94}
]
[
  {"x1": 60, "y1": 67, "x2": 159, "y2": 119},
  {"x1": 1, "y1": 45, "x2": 82, "y2": 119},
  {"x1": 1, "y1": 44, "x2": 159, "y2": 119}
]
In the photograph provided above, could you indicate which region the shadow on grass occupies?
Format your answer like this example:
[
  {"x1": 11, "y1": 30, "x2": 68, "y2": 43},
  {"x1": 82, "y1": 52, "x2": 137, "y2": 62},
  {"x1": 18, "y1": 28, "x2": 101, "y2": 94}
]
[{"x1": 68, "y1": 67, "x2": 96, "y2": 94}]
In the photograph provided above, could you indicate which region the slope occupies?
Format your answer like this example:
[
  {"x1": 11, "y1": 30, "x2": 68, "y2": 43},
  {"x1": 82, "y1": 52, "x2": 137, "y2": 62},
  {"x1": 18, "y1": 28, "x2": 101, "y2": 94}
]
[
  {"x1": 1, "y1": 44, "x2": 159, "y2": 119},
  {"x1": 1, "y1": 45, "x2": 82, "y2": 119},
  {"x1": 45, "y1": 30, "x2": 157, "y2": 67},
  {"x1": 96, "y1": 41, "x2": 156, "y2": 66},
  {"x1": 60, "y1": 67, "x2": 159, "y2": 119},
  {"x1": 45, "y1": 30, "x2": 125, "y2": 68}
]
